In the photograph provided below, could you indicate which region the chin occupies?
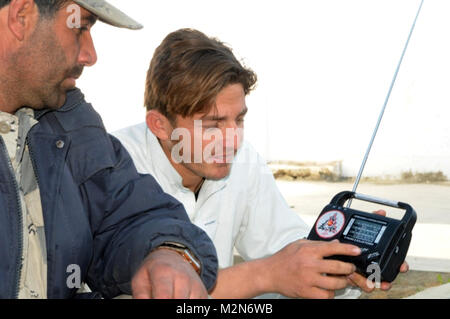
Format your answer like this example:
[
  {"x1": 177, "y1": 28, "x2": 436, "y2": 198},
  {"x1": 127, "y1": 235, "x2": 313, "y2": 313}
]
[
  {"x1": 48, "y1": 89, "x2": 69, "y2": 109},
  {"x1": 56, "y1": 94, "x2": 68, "y2": 108},
  {"x1": 204, "y1": 164, "x2": 232, "y2": 181}
]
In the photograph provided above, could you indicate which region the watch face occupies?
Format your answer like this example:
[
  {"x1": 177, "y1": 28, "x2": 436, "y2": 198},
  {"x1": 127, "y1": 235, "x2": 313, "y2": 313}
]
[{"x1": 315, "y1": 210, "x2": 346, "y2": 239}]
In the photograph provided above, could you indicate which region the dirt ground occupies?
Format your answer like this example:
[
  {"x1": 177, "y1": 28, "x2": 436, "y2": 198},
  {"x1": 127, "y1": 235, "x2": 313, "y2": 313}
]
[{"x1": 359, "y1": 270, "x2": 450, "y2": 299}]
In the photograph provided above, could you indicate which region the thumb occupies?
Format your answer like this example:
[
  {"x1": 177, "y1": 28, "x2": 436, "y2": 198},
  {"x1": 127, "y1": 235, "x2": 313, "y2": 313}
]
[{"x1": 373, "y1": 210, "x2": 387, "y2": 217}]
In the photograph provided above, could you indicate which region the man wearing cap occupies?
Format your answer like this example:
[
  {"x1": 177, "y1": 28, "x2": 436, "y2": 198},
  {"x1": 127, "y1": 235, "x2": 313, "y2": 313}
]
[{"x1": 0, "y1": 0, "x2": 218, "y2": 299}]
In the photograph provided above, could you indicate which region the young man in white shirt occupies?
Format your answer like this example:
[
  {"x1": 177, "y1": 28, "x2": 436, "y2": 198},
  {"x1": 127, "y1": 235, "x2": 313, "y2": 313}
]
[{"x1": 113, "y1": 28, "x2": 407, "y2": 299}]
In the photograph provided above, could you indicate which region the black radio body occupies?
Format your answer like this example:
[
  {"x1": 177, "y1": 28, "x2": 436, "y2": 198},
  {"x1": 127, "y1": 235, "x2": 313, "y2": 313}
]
[{"x1": 307, "y1": 191, "x2": 416, "y2": 282}]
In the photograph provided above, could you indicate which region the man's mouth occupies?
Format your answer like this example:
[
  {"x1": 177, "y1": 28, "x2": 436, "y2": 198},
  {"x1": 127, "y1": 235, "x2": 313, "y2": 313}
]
[
  {"x1": 65, "y1": 77, "x2": 77, "y2": 88},
  {"x1": 209, "y1": 153, "x2": 236, "y2": 164},
  {"x1": 65, "y1": 67, "x2": 84, "y2": 87},
  {"x1": 64, "y1": 73, "x2": 82, "y2": 88}
]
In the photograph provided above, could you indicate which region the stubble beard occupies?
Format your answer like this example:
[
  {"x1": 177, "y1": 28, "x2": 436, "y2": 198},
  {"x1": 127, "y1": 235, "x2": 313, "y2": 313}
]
[
  {"x1": 163, "y1": 139, "x2": 233, "y2": 182},
  {"x1": 11, "y1": 20, "x2": 77, "y2": 110},
  {"x1": 181, "y1": 161, "x2": 233, "y2": 181}
]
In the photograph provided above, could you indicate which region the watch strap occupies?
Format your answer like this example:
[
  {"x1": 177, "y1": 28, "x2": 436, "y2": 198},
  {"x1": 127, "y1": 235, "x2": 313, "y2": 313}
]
[{"x1": 156, "y1": 242, "x2": 201, "y2": 275}]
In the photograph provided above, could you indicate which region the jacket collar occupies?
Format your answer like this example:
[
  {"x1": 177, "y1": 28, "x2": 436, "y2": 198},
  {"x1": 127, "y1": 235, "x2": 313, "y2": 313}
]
[{"x1": 34, "y1": 88, "x2": 85, "y2": 120}]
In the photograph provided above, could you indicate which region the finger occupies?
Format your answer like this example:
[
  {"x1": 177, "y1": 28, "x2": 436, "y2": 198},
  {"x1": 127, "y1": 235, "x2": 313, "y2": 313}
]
[
  {"x1": 317, "y1": 241, "x2": 361, "y2": 258},
  {"x1": 318, "y1": 259, "x2": 356, "y2": 276},
  {"x1": 305, "y1": 287, "x2": 335, "y2": 299},
  {"x1": 151, "y1": 275, "x2": 175, "y2": 299},
  {"x1": 400, "y1": 262, "x2": 409, "y2": 273},
  {"x1": 373, "y1": 210, "x2": 387, "y2": 217},
  {"x1": 173, "y1": 275, "x2": 191, "y2": 299},
  {"x1": 380, "y1": 281, "x2": 392, "y2": 291},
  {"x1": 188, "y1": 282, "x2": 208, "y2": 299},
  {"x1": 348, "y1": 273, "x2": 375, "y2": 293},
  {"x1": 314, "y1": 274, "x2": 349, "y2": 291},
  {"x1": 132, "y1": 266, "x2": 155, "y2": 299},
  {"x1": 132, "y1": 271, "x2": 153, "y2": 299},
  {"x1": 346, "y1": 276, "x2": 357, "y2": 287}
]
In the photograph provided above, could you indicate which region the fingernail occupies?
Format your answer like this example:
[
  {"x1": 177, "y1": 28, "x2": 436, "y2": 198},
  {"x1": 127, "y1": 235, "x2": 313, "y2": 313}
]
[{"x1": 353, "y1": 247, "x2": 361, "y2": 255}]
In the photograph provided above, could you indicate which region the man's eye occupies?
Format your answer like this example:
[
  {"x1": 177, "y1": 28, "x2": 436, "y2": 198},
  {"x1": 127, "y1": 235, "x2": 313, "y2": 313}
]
[
  {"x1": 75, "y1": 26, "x2": 89, "y2": 35},
  {"x1": 204, "y1": 125, "x2": 220, "y2": 130},
  {"x1": 203, "y1": 122, "x2": 220, "y2": 129}
]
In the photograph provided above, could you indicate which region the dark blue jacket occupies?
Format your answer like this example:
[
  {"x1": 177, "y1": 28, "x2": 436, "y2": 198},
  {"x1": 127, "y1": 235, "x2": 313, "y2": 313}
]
[{"x1": 0, "y1": 88, "x2": 218, "y2": 299}]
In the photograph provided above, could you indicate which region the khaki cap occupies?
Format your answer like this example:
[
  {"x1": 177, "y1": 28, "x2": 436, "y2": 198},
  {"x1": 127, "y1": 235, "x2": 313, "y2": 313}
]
[{"x1": 72, "y1": 0, "x2": 143, "y2": 30}]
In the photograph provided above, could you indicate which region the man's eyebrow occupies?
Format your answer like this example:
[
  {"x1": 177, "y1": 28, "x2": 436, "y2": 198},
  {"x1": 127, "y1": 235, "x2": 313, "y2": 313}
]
[
  {"x1": 201, "y1": 114, "x2": 226, "y2": 121},
  {"x1": 201, "y1": 106, "x2": 248, "y2": 121}
]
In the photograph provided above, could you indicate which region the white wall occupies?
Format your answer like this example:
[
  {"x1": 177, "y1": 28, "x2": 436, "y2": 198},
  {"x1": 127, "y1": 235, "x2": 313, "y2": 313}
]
[{"x1": 77, "y1": 0, "x2": 450, "y2": 178}]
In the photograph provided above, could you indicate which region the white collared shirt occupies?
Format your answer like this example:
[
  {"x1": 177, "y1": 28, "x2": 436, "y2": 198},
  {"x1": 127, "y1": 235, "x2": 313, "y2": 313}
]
[{"x1": 113, "y1": 123, "x2": 310, "y2": 269}]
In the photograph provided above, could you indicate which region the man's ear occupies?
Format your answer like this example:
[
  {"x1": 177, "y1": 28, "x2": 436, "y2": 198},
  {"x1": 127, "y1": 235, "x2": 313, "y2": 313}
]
[
  {"x1": 146, "y1": 110, "x2": 173, "y2": 141},
  {"x1": 8, "y1": 0, "x2": 39, "y2": 41}
]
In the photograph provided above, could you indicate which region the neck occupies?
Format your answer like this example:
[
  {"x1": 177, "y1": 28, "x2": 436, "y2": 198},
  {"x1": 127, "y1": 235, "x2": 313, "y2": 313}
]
[
  {"x1": 160, "y1": 139, "x2": 205, "y2": 193},
  {"x1": 0, "y1": 59, "x2": 21, "y2": 114},
  {"x1": 0, "y1": 91, "x2": 19, "y2": 114},
  {"x1": 0, "y1": 90, "x2": 18, "y2": 114}
]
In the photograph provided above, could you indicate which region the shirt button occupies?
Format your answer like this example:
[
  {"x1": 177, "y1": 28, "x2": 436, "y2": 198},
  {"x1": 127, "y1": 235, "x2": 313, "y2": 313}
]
[
  {"x1": 0, "y1": 121, "x2": 11, "y2": 134},
  {"x1": 56, "y1": 140, "x2": 65, "y2": 149}
]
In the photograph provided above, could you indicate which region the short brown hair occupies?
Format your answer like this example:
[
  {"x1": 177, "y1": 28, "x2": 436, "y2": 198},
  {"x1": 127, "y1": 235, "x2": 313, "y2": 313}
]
[
  {"x1": 144, "y1": 28, "x2": 257, "y2": 120},
  {"x1": 0, "y1": 0, "x2": 69, "y2": 17}
]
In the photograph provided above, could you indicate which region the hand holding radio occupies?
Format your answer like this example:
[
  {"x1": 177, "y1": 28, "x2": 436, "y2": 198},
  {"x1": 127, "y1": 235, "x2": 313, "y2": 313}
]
[
  {"x1": 263, "y1": 238, "x2": 362, "y2": 299},
  {"x1": 345, "y1": 209, "x2": 409, "y2": 292}
]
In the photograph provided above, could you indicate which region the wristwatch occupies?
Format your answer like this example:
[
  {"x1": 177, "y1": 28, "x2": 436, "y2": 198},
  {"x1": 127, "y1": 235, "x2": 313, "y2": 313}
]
[{"x1": 156, "y1": 242, "x2": 201, "y2": 275}]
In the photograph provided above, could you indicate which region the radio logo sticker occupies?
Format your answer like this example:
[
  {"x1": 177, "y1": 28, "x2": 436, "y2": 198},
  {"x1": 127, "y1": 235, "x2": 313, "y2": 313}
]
[{"x1": 316, "y1": 210, "x2": 345, "y2": 239}]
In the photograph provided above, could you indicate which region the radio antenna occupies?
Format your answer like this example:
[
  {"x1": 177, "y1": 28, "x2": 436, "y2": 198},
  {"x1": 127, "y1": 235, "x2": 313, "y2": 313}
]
[{"x1": 348, "y1": 0, "x2": 425, "y2": 208}]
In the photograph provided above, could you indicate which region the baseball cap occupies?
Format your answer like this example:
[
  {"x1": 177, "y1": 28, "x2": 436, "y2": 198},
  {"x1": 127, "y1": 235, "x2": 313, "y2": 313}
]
[{"x1": 72, "y1": 0, "x2": 143, "y2": 30}]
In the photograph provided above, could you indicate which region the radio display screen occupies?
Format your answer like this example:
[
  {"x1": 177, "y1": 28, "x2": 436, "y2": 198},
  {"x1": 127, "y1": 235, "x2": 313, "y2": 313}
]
[{"x1": 343, "y1": 216, "x2": 387, "y2": 245}]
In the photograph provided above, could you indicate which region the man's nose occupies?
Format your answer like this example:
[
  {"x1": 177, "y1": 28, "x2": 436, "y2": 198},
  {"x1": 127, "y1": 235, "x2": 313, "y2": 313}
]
[{"x1": 78, "y1": 32, "x2": 98, "y2": 67}]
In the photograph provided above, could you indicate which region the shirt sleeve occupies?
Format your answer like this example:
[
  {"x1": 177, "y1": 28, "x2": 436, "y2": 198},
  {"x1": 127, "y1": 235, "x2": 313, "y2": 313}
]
[{"x1": 234, "y1": 147, "x2": 311, "y2": 261}]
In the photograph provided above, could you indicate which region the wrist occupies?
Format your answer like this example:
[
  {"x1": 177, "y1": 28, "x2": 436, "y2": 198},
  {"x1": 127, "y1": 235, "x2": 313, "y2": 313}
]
[
  {"x1": 155, "y1": 242, "x2": 201, "y2": 275},
  {"x1": 251, "y1": 257, "x2": 276, "y2": 295}
]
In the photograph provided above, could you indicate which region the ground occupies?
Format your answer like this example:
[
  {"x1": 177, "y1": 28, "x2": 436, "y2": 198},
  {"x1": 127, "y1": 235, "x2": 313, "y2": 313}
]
[{"x1": 359, "y1": 270, "x2": 450, "y2": 299}]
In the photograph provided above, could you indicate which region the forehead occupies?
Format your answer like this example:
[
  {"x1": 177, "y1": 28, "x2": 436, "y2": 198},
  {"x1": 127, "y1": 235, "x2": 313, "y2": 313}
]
[
  {"x1": 57, "y1": 2, "x2": 98, "y2": 25},
  {"x1": 200, "y1": 84, "x2": 247, "y2": 117},
  {"x1": 172, "y1": 84, "x2": 247, "y2": 126}
]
